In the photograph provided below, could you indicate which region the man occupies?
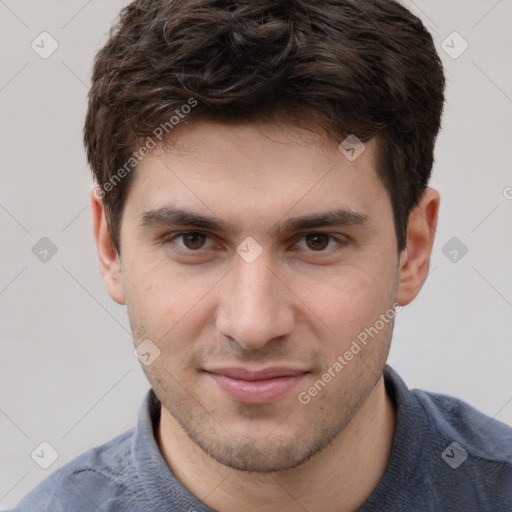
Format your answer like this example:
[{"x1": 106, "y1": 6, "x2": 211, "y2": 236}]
[{"x1": 10, "y1": 0, "x2": 512, "y2": 510}]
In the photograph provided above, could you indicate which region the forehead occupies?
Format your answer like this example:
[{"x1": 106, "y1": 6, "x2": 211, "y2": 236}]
[
  {"x1": 126, "y1": 121, "x2": 389, "y2": 233},
  {"x1": 156, "y1": 120, "x2": 378, "y2": 176}
]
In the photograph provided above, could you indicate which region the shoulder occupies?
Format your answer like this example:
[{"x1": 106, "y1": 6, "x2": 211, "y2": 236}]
[
  {"x1": 411, "y1": 387, "x2": 512, "y2": 509},
  {"x1": 412, "y1": 388, "x2": 512, "y2": 464},
  {"x1": 369, "y1": 368, "x2": 512, "y2": 511},
  {"x1": 8, "y1": 428, "x2": 143, "y2": 512}
]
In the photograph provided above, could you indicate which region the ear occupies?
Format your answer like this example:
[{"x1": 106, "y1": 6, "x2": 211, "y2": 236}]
[
  {"x1": 396, "y1": 188, "x2": 440, "y2": 306},
  {"x1": 90, "y1": 188, "x2": 126, "y2": 305}
]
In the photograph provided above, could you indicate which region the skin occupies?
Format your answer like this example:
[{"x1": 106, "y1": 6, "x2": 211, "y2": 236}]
[{"x1": 91, "y1": 120, "x2": 439, "y2": 512}]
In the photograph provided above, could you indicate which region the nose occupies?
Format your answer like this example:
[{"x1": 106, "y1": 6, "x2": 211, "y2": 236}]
[{"x1": 215, "y1": 253, "x2": 296, "y2": 351}]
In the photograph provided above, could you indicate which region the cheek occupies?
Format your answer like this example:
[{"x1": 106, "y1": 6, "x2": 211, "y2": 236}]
[
  {"x1": 123, "y1": 258, "x2": 218, "y2": 343},
  {"x1": 121, "y1": 258, "x2": 168, "y2": 330},
  {"x1": 293, "y1": 255, "x2": 398, "y2": 351}
]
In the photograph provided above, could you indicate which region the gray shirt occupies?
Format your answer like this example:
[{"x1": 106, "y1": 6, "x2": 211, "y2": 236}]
[{"x1": 9, "y1": 366, "x2": 512, "y2": 511}]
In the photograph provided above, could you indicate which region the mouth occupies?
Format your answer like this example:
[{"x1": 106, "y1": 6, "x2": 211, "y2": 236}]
[{"x1": 203, "y1": 367, "x2": 309, "y2": 404}]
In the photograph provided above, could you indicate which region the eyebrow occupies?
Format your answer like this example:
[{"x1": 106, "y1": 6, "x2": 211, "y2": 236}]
[{"x1": 139, "y1": 206, "x2": 370, "y2": 236}]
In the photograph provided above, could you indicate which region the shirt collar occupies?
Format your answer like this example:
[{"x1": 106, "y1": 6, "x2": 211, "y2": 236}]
[{"x1": 132, "y1": 388, "x2": 215, "y2": 512}]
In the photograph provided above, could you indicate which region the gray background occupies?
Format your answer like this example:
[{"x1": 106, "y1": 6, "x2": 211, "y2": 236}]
[{"x1": 1, "y1": 0, "x2": 511, "y2": 508}]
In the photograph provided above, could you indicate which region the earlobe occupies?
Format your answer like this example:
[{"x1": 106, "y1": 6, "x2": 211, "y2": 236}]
[
  {"x1": 90, "y1": 189, "x2": 126, "y2": 305},
  {"x1": 396, "y1": 188, "x2": 440, "y2": 306}
]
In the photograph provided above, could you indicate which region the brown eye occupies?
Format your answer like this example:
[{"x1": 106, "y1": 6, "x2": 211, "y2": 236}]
[
  {"x1": 162, "y1": 231, "x2": 216, "y2": 257},
  {"x1": 304, "y1": 233, "x2": 330, "y2": 251},
  {"x1": 181, "y1": 232, "x2": 207, "y2": 250}
]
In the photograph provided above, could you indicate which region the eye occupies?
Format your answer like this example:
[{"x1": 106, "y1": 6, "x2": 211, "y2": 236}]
[
  {"x1": 164, "y1": 231, "x2": 215, "y2": 253},
  {"x1": 161, "y1": 231, "x2": 347, "y2": 258},
  {"x1": 294, "y1": 233, "x2": 344, "y2": 252}
]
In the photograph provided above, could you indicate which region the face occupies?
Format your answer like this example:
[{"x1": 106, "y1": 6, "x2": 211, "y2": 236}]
[{"x1": 115, "y1": 121, "x2": 401, "y2": 472}]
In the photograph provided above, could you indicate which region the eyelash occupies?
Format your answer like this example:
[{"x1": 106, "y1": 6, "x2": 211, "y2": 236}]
[{"x1": 160, "y1": 231, "x2": 347, "y2": 257}]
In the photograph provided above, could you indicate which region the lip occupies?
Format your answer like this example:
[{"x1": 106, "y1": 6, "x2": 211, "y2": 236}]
[{"x1": 204, "y1": 367, "x2": 308, "y2": 404}]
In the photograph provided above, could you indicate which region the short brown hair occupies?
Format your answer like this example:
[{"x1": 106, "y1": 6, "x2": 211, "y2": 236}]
[{"x1": 84, "y1": 0, "x2": 445, "y2": 253}]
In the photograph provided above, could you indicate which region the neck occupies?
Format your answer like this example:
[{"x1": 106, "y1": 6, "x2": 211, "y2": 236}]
[{"x1": 157, "y1": 376, "x2": 395, "y2": 512}]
